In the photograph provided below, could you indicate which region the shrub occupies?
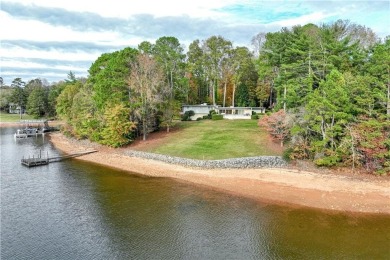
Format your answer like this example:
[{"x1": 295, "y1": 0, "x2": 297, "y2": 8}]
[
  {"x1": 212, "y1": 114, "x2": 223, "y2": 120},
  {"x1": 282, "y1": 147, "x2": 294, "y2": 161},
  {"x1": 196, "y1": 117, "x2": 202, "y2": 121},
  {"x1": 181, "y1": 114, "x2": 189, "y2": 121},
  {"x1": 202, "y1": 115, "x2": 209, "y2": 119},
  {"x1": 251, "y1": 114, "x2": 259, "y2": 120},
  {"x1": 206, "y1": 109, "x2": 217, "y2": 119},
  {"x1": 181, "y1": 110, "x2": 195, "y2": 121},
  {"x1": 314, "y1": 155, "x2": 340, "y2": 167}
]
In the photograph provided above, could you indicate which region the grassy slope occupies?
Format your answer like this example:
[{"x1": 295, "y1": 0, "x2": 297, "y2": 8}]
[
  {"x1": 0, "y1": 112, "x2": 37, "y2": 122},
  {"x1": 135, "y1": 120, "x2": 283, "y2": 160}
]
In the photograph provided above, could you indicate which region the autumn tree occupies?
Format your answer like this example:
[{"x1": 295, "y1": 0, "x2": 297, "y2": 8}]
[
  {"x1": 231, "y1": 46, "x2": 258, "y2": 107},
  {"x1": 128, "y1": 54, "x2": 165, "y2": 140},
  {"x1": 69, "y1": 83, "x2": 98, "y2": 140},
  {"x1": 258, "y1": 110, "x2": 292, "y2": 147},
  {"x1": 351, "y1": 118, "x2": 390, "y2": 174},
  {"x1": 187, "y1": 39, "x2": 209, "y2": 103},
  {"x1": 202, "y1": 36, "x2": 233, "y2": 105},
  {"x1": 100, "y1": 103, "x2": 137, "y2": 147},
  {"x1": 220, "y1": 48, "x2": 234, "y2": 107},
  {"x1": 56, "y1": 81, "x2": 83, "y2": 122},
  {"x1": 152, "y1": 37, "x2": 186, "y2": 131}
]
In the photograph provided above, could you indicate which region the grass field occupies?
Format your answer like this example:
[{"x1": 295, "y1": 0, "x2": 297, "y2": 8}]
[
  {"x1": 0, "y1": 112, "x2": 38, "y2": 122},
  {"x1": 132, "y1": 119, "x2": 283, "y2": 160}
]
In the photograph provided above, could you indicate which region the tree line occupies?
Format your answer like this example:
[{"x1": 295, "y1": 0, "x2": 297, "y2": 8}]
[
  {"x1": 256, "y1": 20, "x2": 389, "y2": 174},
  {"x1": 0, "y1": 76, "x2": 74, "y2": 119},
  {"x1": 1, "y1": 19, "x2": 388, "y2": 174}
]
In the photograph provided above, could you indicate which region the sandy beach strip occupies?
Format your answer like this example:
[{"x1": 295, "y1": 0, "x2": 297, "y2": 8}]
[{"x1": 48, "y1": 132, "x2": 390, "y2": 214}]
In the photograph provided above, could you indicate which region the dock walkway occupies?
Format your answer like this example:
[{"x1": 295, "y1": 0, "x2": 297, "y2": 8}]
[{"x1": 21, "y1": 150, "x2": 97, "y2": 167}]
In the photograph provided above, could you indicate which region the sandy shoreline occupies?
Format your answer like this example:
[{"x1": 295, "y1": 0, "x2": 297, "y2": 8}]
[{"x1": 48, "y1": 132, "x2": 390, "y2": 215}]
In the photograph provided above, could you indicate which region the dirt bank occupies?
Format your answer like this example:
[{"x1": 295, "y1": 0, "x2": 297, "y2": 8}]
[{"x1": 49, "y1": 133, "x2": 390, "y2": 214}]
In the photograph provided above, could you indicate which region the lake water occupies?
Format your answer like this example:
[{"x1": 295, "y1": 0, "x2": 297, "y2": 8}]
[{"x1": 1, "y1": 127, "x2": 389, "y2": 259}]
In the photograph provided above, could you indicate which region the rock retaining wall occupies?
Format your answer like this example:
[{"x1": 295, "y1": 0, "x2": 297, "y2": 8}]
[
  {"x1": 124, "y1": 150, "x2": 287, "y2": 169},
  {"x1": 58, "y1": 135, "x2": 287, "y2": 169}
]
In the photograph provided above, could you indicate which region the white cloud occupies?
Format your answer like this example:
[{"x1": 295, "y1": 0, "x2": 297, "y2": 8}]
[
  {"x1": 1, "y1": 60, "x2": 87, "y2": 72},
  {"x1": 1, "y1": 0, "x2": 388, "y2": 84},
  {"x1": 1, "y1": 46, "x2": 99, "y2": 61},
  {"x1": 7, "y1": 0, "x2": 238, "y2": 18},
  {"x1": 0, "y1": 11, "x2": 120, "y2": 43},
  {"x1": 1, "y1": 70, "x2": 80, "y2": 81},
  {"x1": 269, "y1": 11, "x2": 335, "y2": 27}
]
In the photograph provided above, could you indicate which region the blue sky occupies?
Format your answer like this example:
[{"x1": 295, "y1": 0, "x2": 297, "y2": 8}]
[{"x1": 1, "y1": 0, "x2": 389, "y2": 85}]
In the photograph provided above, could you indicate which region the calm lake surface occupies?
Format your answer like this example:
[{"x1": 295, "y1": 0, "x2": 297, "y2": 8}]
[{"x1": 1, "y1": 127, "x2": 389, "y2": 259}]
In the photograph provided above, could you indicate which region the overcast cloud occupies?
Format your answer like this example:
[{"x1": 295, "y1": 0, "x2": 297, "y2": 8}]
[{"x1": 1, "y1": 0, "x2": 389, "y2": 84}]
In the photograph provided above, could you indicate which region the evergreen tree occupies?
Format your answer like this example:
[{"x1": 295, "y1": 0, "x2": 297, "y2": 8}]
[
  {"x1": 9, "y1": 78, "x2": 27, "y2": 118},
  {"x1": 27, "y1": 87, "x2": 47, "y2": 118},
  {"x1": 366, "y1": 38, "x2": 390, "y2": 117},
  {"x1": 89, "y1": 47, "x2": 138, "y2": 110}
]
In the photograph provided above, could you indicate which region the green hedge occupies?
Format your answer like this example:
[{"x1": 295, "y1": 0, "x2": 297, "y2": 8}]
[{"x1": 212, "y1": 114, "x2": 224, "y2": 120}]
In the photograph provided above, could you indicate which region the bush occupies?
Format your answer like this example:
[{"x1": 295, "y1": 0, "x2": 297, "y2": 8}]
[
  {"x1": 314, "y1": 150, "x2": 341, "y2": 167},
  {"x1": 187, "y1": 110, "x2": 195, "y2": 117},
  {"x1": 181, "y1": 110, "x2": 195, "y2": 121},
  {"x1": 202, "y1": 115, "x2": 209, "y2": 120},
  {"x1": 206, "y1": 109, "x2": 217, "y2": 119},
  {"x1": 181, "y1": 114, "x2": 189, "y2": 121},
  {"x1": 314, "y1": 155, "x2": 340, "y2": 167},
  {"x1": 251, "y1": 114, "x2": 259, "y2": 120},
  {"x1": 212, "y1": 114, "x2": 223, "y2": 120},
  {"x1": 282, "y1": 147, "x2": 294, "y2": 161},
  {"x1": 196, "y1": 117, "x2": 202, "y2": 121}
]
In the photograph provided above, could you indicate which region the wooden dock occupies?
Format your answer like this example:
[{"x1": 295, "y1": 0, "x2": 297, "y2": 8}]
[{"x1": 21, "y1": 150, "x2": 97, "y2": 167}]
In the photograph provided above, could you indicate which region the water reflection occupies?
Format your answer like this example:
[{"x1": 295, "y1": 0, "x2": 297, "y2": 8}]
[
  {"x1": 63, "y1": 164, "x2": 275, "y2": 259},
  {"x1": 1, "y1": 127, "x2": 390, "y2": 259}
]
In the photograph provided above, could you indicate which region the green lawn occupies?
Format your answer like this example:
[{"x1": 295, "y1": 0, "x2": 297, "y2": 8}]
[
  {"x1": 140, "y1": 119, "x2": 283, "y2": 160},
  {"x1": 0, "y1": 112, "x2": 39, "y2": 122}
]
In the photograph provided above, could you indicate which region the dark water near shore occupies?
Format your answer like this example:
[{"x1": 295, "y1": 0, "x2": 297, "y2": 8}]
[{"x1": 1, "y1": 127, "x2": 390, "y2": 259}]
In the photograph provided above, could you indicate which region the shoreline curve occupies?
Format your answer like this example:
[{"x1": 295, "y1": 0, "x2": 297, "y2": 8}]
[{"x1": 48, "y1": 132, "x2": 390, "y2": 215}]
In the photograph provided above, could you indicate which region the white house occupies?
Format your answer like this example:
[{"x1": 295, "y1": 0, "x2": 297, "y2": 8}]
[
  {"x1": 182, "y1": 104, "x2": 265, "y2": 120},
  {"x1": 9, "y1": 103, "x2": 25, "y2": 114}
]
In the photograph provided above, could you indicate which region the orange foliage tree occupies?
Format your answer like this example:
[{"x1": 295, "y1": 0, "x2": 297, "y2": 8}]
[{"x1": 258, "y1": 110, "x2": 292, "y2": 147}]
